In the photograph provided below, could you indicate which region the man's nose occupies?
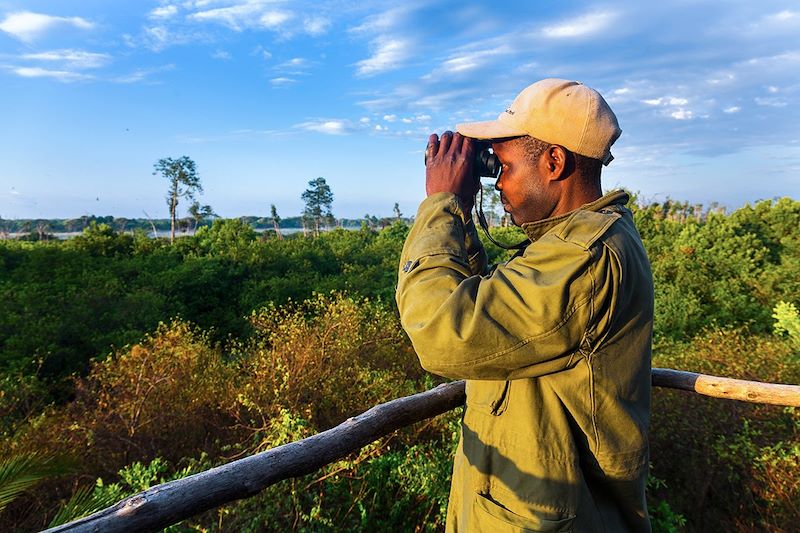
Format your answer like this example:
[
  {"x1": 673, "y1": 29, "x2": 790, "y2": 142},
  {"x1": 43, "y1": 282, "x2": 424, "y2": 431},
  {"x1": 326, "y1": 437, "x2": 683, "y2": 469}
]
[{"x1": 494, "y1": 177, "x2": 503, "y2": 191}]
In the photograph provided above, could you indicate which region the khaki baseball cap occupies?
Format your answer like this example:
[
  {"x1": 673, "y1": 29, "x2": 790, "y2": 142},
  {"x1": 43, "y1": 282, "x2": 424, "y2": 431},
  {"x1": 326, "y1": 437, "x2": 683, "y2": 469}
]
[{"x1": 456, "y1": 78, "x2": 621, "y2": 165}]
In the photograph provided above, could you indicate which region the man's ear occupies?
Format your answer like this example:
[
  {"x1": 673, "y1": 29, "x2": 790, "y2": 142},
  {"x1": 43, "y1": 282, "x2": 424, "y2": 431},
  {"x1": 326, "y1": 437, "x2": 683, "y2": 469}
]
[{"x1": 542, "y1": 145, "x2": 571, "y2": 181}]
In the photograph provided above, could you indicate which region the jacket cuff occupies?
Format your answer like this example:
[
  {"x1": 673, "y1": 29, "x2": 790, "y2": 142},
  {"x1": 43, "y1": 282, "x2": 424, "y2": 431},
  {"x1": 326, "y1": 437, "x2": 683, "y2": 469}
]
[{"x1": 409, "y1": 193, "x2": 486, "y2": 275}]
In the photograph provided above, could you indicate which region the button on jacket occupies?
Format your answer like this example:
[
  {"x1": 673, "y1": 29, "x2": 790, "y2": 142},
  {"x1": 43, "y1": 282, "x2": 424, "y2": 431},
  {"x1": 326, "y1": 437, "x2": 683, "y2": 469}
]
[{"x1": 396, "y1": 190, "x2": 654, "y2": 532}]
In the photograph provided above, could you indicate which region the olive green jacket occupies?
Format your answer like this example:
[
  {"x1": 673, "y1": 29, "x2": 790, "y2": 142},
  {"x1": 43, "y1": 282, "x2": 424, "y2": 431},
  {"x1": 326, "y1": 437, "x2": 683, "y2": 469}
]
[{"x1": 396, "y1": 190, "x2": 653, "y2": 532}]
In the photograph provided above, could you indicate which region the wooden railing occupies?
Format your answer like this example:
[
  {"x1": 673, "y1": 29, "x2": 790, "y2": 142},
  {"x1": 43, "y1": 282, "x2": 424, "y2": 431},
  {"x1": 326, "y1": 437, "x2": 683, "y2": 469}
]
[{"x1": 47, "y1": 368, "x2": 800, "y2": 533}]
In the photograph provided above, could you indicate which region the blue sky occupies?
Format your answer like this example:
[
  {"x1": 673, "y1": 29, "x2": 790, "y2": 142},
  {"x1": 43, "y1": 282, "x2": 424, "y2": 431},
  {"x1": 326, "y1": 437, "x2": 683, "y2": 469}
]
[{"x1": 0, "y1": 0, "x2": 798, "y2": 219}]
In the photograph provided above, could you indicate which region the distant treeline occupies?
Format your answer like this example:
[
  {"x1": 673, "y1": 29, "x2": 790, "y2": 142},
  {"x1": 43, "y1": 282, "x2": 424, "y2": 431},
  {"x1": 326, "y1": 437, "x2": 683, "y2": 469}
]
[{"x1": 0, "y1": 214, "x2": 409, "y2": 236}]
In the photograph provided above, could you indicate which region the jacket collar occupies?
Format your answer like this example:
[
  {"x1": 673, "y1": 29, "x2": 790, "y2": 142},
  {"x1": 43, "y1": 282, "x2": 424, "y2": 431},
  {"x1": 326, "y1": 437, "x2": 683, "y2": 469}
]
[{"x1": 519, "y1": 189, "x2": 630, "y2": 242}]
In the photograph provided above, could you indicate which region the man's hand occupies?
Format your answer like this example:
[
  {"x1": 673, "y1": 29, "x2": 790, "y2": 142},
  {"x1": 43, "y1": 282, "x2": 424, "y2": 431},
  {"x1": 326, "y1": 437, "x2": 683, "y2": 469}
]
[{"x1": 425, "y1": 131, "x2": 479, "y2": 214}]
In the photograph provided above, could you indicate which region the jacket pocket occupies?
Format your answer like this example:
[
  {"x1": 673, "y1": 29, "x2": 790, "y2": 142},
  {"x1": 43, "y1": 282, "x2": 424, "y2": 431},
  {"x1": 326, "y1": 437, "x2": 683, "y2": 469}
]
[
  {"x1": 465, "y1": 380, "x2": 510, "y2": 415},
  {"x1": 474, "y1": 494, "x2": 575, "y2": 533}
]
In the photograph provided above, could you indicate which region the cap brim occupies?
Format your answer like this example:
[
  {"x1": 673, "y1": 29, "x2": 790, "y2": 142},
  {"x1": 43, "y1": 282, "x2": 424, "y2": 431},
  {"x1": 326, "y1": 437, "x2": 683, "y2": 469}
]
[{"x1": 456, "y1": 120, "x2": 526, "y2": 140}]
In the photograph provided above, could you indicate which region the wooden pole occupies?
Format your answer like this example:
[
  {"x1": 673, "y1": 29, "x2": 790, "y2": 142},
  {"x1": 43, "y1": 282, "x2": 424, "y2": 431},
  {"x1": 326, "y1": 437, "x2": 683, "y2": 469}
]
[
  {"x1": 47, "y1": 369, "x2": 800, "y2": 532},
  {"x1": 652, "y1": 368, "x2": 800, "y2": 407}
]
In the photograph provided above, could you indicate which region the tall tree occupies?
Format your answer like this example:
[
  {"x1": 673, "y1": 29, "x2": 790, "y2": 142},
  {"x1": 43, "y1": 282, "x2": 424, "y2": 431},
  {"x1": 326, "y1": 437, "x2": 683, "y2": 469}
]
[
  {"x1": 270, "y1": 204, "x2": 282, "y2": 239},
  {"x1": 481, "y1": 183, "x2": 502, "y2": 228},
  {"x1": 301, "y1": 177, "x2": 334, "y2": 237},
  {"x1": 153, "y1": 156, "x2": 202, "y2": 243},
  {"x1": 188, "y1": 200, "x2": 215, "y2": 232},
  {"x1": 142, "y1": 210, "x2": 159, "y2": 238},
  {"x1": 35, "y1": 220, "x2": 50, "y2": 241}
]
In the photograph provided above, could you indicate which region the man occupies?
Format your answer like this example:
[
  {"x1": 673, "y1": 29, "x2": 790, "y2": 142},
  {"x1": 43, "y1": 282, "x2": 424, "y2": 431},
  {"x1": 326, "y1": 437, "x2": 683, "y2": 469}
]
[{"x1": 396, "y1": 79, "x2": 654, "y2": 532}]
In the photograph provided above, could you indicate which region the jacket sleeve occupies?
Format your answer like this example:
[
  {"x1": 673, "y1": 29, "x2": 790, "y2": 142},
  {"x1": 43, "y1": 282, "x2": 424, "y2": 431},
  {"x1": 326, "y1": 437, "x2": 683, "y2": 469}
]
[{"x1": 396, "y1": 193, "x2": 606, "y2": 381}]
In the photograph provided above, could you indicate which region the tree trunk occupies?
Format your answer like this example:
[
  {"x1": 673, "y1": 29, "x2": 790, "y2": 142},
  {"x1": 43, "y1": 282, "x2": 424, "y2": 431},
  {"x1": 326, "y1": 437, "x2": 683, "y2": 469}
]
[{"x1": 170, "y1": 181, "x2": 178, "y2": 243}]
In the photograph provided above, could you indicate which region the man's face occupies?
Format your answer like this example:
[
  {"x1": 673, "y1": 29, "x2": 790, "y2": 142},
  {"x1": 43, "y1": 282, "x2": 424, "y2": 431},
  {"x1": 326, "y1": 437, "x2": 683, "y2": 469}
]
[{"x1": 491, "y1": 138, "x2": 553, "y2": 225}]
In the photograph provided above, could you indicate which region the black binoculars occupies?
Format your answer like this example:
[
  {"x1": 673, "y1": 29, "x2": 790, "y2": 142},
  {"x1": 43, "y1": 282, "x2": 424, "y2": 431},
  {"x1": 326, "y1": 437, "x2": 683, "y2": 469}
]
[
  {"x1": 475, "y1": 147, "x2": 502, "y2": 180},
  {"x1": 424, "y1": 143, "x2": 501, "y2": 180}
]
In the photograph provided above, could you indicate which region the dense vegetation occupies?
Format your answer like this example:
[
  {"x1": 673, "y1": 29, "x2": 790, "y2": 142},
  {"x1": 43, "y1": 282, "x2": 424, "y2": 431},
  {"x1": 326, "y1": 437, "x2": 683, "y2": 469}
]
[{"x1": 0, "y1": 196, "x2": 798, "y2": 531}]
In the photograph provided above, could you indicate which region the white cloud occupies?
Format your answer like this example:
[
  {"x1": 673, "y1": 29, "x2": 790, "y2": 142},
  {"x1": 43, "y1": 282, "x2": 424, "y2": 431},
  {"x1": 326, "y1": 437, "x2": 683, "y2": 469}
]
[
  {"x1": 707, "y1": 73, "x2": 735, "y2": 85},
  {"x1": 401, "y1": 117, "x2": 413, "y2": 123},
  {"x1": 755, "y1": 97, "x2": 787, "y2": 107},
  {"x1": 270, "y1": 77, "x2": 296, "y2": 86},
  {"x1": 358, "y1": 86, "x2": 471, "y2": 113},
  {"x1": 383, "y1": 114, "x2": 397, "y2": 122},
  {"x1": 514, "y1": 61, "x2": 538, "y2": 74},
  {"x1": 113, "y1": 72, "x2": 147, "y2": 84},
  {"x1": 0, "y1": 11, "x2": 93, "y2": 42},
  {"x1": 766, "y1": 10, "x2": 798, "y2": 23},
  {"x1": 21, "y1": 49, "x2": 111, "y2": 69},
  {"x1": 413, "y1": 89, "x2": 473, "y2": 110},
  {"x1": 11, "y1": 66, "x2": 93, "y2": 82},
  {"x1": 212, "y1": 49, "x2": 232, "y2": 60},
  {"x1": 439, "y1": 46, "x2": 512, "y2": 75},
  {"x1": 260, "y1": 11, "x2": 292, "y2": 29},
  {"x1": 723, "y1": 106, "x2": 741, "y2": 114},
  {"x1": 144, "y1": 25, "x2": 171, "y2": 51},
  {"x1": 542, "y1": 11, "x2": 615, "y2": 38},
  {"x1": 134, "y1": 23, "x2": 209, "y2": 52},
  {"x1": 296, "y1": 119, "x2": 351, "y2": 135},
  {"x1": 613, "y1": 87, "x2": 630, "y2": 95},
  {"x1": 359, "y1": 117, "x2": 370, "y2": 123},
  {"x1": 189, "y1": 2, "x2": 263, "y2": 28},
  {"x1": 252, "y1": 45, "x2": 272, "y2": 61},
  {"x1": 356, "y1": 37, "x2": 411, "y2": 76},
  {"x1": 112, "y1": 64, "x2": 175, "y2": 84},
  {"x1": 415, "y1": 114, "x2": 431, "y2": 121},
  {"x1": 303, "y1": 16, "x2": 330, "y2": 36},
  {"x1": 149, "y1": 5, "x2": 179, "y2": 19},
  {"x1": 349, "y1": 6, "x2": 409, "y2": 35},
  {"x1": 740, "y1": 51, "x2": 800, "y2": 68},
  {"x1": 278, "y1": 57, "x2": 308, "y2": 68},
  {"x1": 642, "y1": 96, "x2": 688, "y2": 106},
  {"x1": 190, "y1": 2, "x2": 292, "y2": 32},
  {"x1": 670, "y1": 109, "x2": 693, "y2": 120}
]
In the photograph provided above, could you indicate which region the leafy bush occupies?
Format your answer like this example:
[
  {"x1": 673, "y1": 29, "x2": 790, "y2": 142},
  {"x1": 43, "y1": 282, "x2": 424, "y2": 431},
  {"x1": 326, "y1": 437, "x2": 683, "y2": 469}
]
[
  {"x1": 773, "y1": 301, "x2": 800, "y2": 353},
  {"x1": 65, "y1": 223, "x2": 133, "y2": 257}
]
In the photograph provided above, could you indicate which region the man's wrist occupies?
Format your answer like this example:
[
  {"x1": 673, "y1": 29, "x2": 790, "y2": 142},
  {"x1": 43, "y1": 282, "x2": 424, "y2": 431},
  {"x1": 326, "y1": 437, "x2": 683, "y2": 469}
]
[{"x1": 457, "y1": 195, "x2": 474, "y2": 221}]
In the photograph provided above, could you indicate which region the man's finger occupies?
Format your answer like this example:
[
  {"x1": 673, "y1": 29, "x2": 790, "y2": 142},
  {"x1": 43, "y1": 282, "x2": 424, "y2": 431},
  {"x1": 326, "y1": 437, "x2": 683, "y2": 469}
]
[
  {"x1": 439, "y1": 130, "x2": 453, "y2": 155},
  {"x1": 426, "y1": 133, "x2": 439, "y2": 162},
  {"x1": 451, "y1": 132, "x2": 464, "y2": 154},
  {"x1": 462, "y1": 135, "x2": 476, "y2": 158}
]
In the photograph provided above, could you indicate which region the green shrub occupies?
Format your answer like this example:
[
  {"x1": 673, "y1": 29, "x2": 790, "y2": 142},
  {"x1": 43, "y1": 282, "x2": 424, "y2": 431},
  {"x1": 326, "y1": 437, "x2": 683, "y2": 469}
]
[{"x1": 773, "y1": 301, "x2": 800, "y2": 353}]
